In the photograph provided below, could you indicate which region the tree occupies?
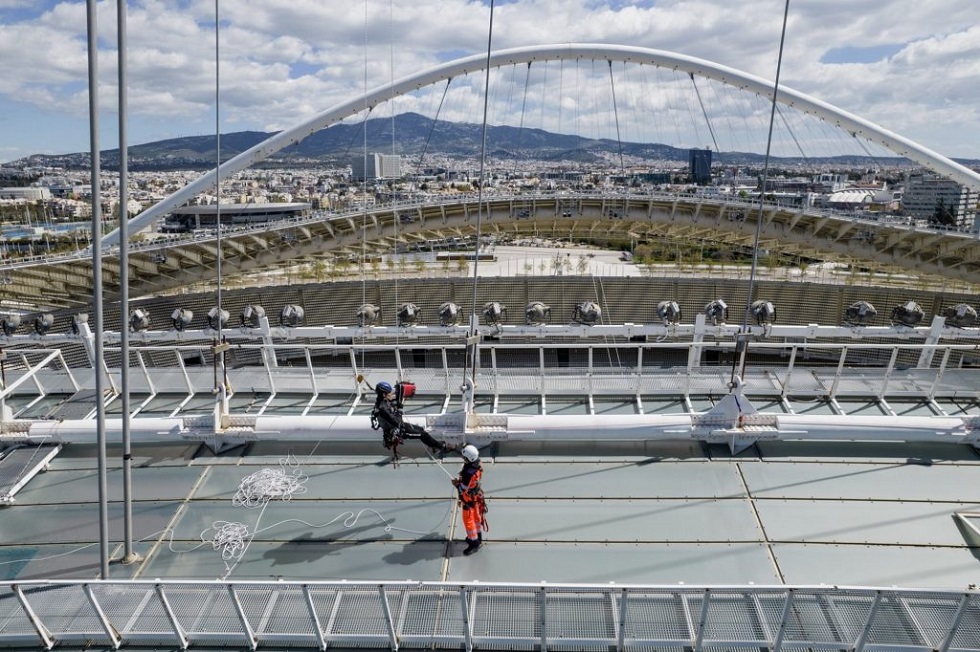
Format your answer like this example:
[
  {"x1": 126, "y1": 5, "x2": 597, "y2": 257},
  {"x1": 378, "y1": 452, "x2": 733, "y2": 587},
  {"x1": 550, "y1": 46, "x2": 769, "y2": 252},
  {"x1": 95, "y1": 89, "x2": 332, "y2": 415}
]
[
  {"x1": 312, "y1": 260, "x2": 328, "y2": 281},
  {"x1": 633, "y1": 243, "x2": 653, "y2": 262}
]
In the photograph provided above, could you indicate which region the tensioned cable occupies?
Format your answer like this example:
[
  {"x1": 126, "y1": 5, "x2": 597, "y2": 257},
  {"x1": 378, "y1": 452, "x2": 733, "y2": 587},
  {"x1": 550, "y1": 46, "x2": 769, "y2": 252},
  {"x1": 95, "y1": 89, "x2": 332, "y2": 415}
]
[
  {"x1": 557, "y1": 60, "x2": 564, "y2": 145},
  {"x1": 413, "y1": 81, "x2": 452, "y2": 178},
  {"x1": 465, "y1": 0, "x2": 496, "y2": 392},
  {"x1": 606, "y1": 61, "x2": 625, "y2": 174},
  {"x1": 359, "y1": 0, "x2": 370, "y2": 373},
  {"x1": 214, "y1": 0, "x2": 224, "y2": 378},
  {"x1": 517, "y1": 63, "x2": 532, "y2": 214},
  {"x1": 389, "y1": 0, "x2": 399, "y2": 338},
  {"x1": 735, "y1": 0, "x2": 792, "y2": 384},
  {"x1": 517, "y1": 63, "x2": 531, "y2": 157},
  {"x1": 776, "y1": 105, "x2": 809, "y2": 162},
  {"x1": 690, "y1": 73, "x2": 720, "y2": 153}
]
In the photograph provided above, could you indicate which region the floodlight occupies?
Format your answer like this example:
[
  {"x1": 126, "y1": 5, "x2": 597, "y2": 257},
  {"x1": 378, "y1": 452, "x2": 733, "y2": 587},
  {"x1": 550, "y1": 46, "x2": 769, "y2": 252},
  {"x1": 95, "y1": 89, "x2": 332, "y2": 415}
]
[
  {"x1": 439, "y1": 302, "x2": 461, "y2": 327},
  {"x1": 33, "y1": 313, "x2": 54, "y2": 336},
  {"x1": 356, "y1": 303, "x2": 381, "y2": 327},
  {"x1": 944, "y1": 303, "x2": 978, "y2": 328},
  {"x1": 171, "y1": 308, "x2": 194, "y2": 331},
  {"x1": 129, "y1": 309, "x2": 150, "y2": 332},
  {"x1": 70, "y1": 313, "x2": 89, "y2": 335},
  {"x1": 572, "y1": 301, "x2": 601, "y2": 325},
  {"x1": 280, "y1": 304, "x2": 305, "y2": 327},
  {"x1": 657, "y1": 300, "x2": 681, "y2": 325},
  {"x1": 482, "y1": 301, "x2": 507, "y2": 325},
  {"x1": 240, "y1": 304, "x2": 265, "y2": 328},
  {"x1": 891, "y1": 301, "x2": 924, "y2": 327},
  {"x1": 844, "y1": 301, "x2": 877, "y2": 326},
  {"x1": 397, "y1": 303, "x2": 421, "y2": 327},
  {"x1": 750, "y1": 300, "x2": 777, "y2": 326},
  {"x1": 0, "y1": 314, "x2": 21, "y2": 336},
  {"x1": 704, "y1": 299, "x2": 728, "y2": 326},
  {"x1": 525, "y1": 301, "x2": 551, "y2": 326},
  {"x1": 206, "y1": 307, "x2": 229, "y2": 330}
]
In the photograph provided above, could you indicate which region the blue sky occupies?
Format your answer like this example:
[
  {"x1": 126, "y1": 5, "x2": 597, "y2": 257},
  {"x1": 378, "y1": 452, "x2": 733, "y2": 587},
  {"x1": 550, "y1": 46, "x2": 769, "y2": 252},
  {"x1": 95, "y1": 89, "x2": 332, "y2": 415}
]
[{"x1": 1, "y1": 0, "x2": 979, "y2": 163}]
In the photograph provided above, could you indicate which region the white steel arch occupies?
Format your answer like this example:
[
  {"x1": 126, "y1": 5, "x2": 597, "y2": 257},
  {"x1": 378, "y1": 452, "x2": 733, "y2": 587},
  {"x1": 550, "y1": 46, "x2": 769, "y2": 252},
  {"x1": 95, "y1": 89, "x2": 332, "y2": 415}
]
[{"x1": 105, "y1": 43, "x2": 980, "y2": 248}]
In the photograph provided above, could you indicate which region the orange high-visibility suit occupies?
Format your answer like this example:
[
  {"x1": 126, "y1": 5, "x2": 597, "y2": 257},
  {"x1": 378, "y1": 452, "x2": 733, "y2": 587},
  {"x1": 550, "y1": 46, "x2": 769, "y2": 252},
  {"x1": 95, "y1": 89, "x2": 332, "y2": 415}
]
[{"x1": 454, "y1": 459, "x2": 486, "y2": 551}]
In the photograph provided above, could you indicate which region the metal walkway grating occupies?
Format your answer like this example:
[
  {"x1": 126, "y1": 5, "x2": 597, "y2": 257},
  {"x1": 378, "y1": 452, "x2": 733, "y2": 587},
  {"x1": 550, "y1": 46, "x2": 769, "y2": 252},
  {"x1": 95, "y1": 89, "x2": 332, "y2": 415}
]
[
  {"x1": 1, "y1": 581, "x2": 979, "y2": 651},
  {"x1": 0, "y1": 444, "x2": 61, "y2": 504}
]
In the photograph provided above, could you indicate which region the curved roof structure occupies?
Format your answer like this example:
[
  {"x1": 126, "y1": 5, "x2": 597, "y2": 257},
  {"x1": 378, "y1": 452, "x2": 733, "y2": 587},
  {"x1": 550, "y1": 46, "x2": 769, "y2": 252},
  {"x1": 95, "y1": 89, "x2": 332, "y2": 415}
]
[
  {"x1": 101, "y1": 43, "x2": 980, "y2": 249},
  {"x1": 2, "y1": 193, "x2": 979, "y2": 312}
]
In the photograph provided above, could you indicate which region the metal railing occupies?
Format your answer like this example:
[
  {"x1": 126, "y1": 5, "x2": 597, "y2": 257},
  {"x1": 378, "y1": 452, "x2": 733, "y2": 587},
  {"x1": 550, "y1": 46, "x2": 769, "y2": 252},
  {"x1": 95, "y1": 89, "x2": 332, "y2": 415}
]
[{"x1": 2, "y1": 580, "x2": 978, "y2": 651}]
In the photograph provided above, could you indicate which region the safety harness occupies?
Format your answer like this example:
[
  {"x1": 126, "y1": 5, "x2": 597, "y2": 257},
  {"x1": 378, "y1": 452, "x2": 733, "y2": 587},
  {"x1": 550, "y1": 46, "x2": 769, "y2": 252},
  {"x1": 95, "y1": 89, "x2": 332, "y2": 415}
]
[{"x1": 370, "y1": 381, "x2": 418, "y2": 464}]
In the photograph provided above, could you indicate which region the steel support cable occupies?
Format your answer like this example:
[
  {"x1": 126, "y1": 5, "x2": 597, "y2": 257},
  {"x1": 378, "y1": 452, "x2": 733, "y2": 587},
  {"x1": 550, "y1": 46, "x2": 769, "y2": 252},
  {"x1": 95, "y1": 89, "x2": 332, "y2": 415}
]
[
  {"x1": 214, "y1": 0, "x2": 228, "y2": 398},
  {"x1": 690, "y1": 72, "x2": 720, "y2": 153},
  {"x1": 466, "y1": 0, "x2": 496, "y2": 396},
  {"x1": 359, "y1": 0, "x2": 371, "y2": 373},
  {"x1": 776, "y1": 104, "x2": 809, "y2": 162},
  {"x1": 517, "y1": 62, "x2": 532, "y2": 215},
  {"x1": 735, "y1": 0, "x2": 792, "y2": 384},
  {"x1": 606, "y1": 60, "x2": 626, "y2": 174},
  {"x1": 413, "y1": 80, "x2": 453, "y2": 178},
  {"x1": 557, "y1": 59, "x2": 564, "y2": 143},
  {"x1": 719, "y1": 82, "x2": 743, "y2": 153},
  {"x1": 623, "y1": 62, "x2": 643, "y2": 152},
  {"x1": 537, "y1": 59, "x2": 548, "y2": 133},
  {"x1": 389, "y1": 0, "x2": 398, "y2": 331},
  {"x1": 517, "y1": 62, "x2": 531, "y2": 157}
]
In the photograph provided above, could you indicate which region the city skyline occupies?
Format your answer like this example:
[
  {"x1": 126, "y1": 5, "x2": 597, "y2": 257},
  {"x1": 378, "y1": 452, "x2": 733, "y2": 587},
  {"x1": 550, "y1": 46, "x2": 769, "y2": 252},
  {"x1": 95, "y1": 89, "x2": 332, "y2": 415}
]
[{"x1": 1, "y1": 0, "x2": 979, "y2": 164}]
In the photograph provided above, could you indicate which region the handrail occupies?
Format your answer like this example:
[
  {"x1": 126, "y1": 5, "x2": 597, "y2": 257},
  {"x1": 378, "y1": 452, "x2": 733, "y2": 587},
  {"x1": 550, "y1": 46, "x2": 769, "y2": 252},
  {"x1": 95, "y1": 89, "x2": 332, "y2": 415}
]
[{"x1": 0, "y1": 580, "x2": 976, "y2": 651}]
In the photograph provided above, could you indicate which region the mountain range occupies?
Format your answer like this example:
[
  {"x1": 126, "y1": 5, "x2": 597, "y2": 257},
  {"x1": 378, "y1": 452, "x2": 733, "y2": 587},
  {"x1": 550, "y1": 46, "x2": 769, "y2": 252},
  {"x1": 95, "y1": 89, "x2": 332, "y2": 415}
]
[{"x1": 13, "y1": 111, "x2": 963, "y2": 171}]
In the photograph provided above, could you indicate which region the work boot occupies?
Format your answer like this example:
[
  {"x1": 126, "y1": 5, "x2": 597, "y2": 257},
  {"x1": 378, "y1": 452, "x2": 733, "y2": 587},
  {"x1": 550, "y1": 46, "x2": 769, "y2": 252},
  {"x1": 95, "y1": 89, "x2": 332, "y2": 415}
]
[{"x1": 463, "y1": 538, "x2": 481, "y2": 556}]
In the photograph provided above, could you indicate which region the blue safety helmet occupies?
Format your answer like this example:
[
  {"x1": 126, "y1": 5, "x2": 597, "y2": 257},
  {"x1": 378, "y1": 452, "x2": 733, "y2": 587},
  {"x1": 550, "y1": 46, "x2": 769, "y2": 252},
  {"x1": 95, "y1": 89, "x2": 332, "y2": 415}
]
[{"x1": 376, "y1": 381, "x2": 393, "y2": 394}]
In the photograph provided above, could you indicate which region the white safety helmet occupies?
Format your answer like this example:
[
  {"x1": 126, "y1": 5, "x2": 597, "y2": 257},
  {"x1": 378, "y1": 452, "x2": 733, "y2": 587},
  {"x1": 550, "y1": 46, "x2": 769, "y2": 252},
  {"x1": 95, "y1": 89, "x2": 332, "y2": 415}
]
[{"x1": 461, "y1": 445, "x2": 479, "y2": 463}]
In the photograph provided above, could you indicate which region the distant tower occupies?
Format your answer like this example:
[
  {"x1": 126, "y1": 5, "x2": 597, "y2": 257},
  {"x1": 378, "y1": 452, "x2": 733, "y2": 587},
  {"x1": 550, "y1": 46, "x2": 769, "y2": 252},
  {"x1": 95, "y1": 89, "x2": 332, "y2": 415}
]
[
  {"x1": 688, "y1": 148, "x2": 712, "y2": 185},
  {"x1": 351, "y1": 153, "x2": 402, "y2": 181}
]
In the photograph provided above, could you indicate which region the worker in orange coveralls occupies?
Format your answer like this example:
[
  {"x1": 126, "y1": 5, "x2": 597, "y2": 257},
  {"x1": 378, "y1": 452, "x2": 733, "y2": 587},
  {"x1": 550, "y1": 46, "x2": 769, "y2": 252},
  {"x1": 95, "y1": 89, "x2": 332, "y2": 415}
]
[{"x1": 453, "y1": 444, "x2": 487, "y2": 555}]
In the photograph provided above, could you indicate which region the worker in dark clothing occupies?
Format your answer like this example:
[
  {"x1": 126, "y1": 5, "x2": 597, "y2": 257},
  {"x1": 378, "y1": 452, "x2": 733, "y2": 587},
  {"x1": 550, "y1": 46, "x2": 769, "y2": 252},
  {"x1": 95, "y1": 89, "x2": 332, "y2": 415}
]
[
  {"x1": 370, "y1": 381, "x2": 456, "y2": 458},
  {"x1": 453, "y1": 444, "x2": 487, "y2": 555}
]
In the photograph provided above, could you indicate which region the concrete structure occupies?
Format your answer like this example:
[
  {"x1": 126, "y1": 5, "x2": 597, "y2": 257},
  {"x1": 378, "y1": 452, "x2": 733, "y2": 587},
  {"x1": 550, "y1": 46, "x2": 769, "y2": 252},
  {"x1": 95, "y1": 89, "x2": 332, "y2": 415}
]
[
  {"x1": 0, "y1": 186, "x2": 51, "y2": 201},
  {"x1": 159, "y1": 202, "x2": 312, "y2": 232}
]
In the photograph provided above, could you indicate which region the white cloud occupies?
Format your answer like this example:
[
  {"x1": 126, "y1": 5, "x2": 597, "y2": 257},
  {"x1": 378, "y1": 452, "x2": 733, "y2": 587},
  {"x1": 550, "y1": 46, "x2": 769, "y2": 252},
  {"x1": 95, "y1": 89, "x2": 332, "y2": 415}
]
[{"x1": 1, "y1": 0, "x2": 978, "y2": 161}]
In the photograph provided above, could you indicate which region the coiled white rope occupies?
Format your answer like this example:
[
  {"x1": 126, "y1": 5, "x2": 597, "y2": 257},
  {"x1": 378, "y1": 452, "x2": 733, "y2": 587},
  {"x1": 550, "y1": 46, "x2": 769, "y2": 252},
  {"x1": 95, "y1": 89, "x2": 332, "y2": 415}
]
[{"x1": 232, "y1": 455, "x2": 308, "y2": 508}]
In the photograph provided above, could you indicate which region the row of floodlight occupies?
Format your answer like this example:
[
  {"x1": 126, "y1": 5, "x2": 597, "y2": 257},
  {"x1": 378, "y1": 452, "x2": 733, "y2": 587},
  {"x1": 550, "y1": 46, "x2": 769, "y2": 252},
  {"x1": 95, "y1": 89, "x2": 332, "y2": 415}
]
[
  {"x1": 654, "y1": 299, "x2": 776, "y2": 327},
  {"x1": 3, "y1": 299, "x2": 975, "y2": 337},
  {"x1": 133, "y1": 304, "x2": 308, "y2": 331},
  {"x1": 0, "y1": 304, "x2": 307, "y2": 336},
  {"x1": 355, "y1": 301, "x2": 604, "y2": 327},
  {"x1": 844, "y1": 300, "x2": 979, "y2": 328},
  {"x1": 0, "y1": 313, "x2": 57, "y2": 336}
]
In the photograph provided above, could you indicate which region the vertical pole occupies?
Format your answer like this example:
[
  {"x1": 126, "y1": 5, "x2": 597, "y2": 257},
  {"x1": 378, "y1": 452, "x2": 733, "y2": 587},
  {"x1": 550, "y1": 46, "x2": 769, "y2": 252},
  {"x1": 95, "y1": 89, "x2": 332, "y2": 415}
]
[
  {"x1": 117, "y1": 0, "x2": 137, "y2": 565},
  {"x1": 85, "y1": 0, "x2": 110, "y2": 580},
  {"x1": 736, "y1": 0, "x2": 792, "y2": 385}
]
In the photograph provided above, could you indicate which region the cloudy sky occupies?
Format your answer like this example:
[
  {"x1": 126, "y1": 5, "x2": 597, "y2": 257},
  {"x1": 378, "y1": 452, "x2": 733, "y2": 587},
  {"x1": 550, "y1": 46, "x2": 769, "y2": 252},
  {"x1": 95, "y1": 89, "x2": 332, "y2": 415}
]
[{"x1": 1, "y1": 0, "x2": 979, "y2": 164}]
